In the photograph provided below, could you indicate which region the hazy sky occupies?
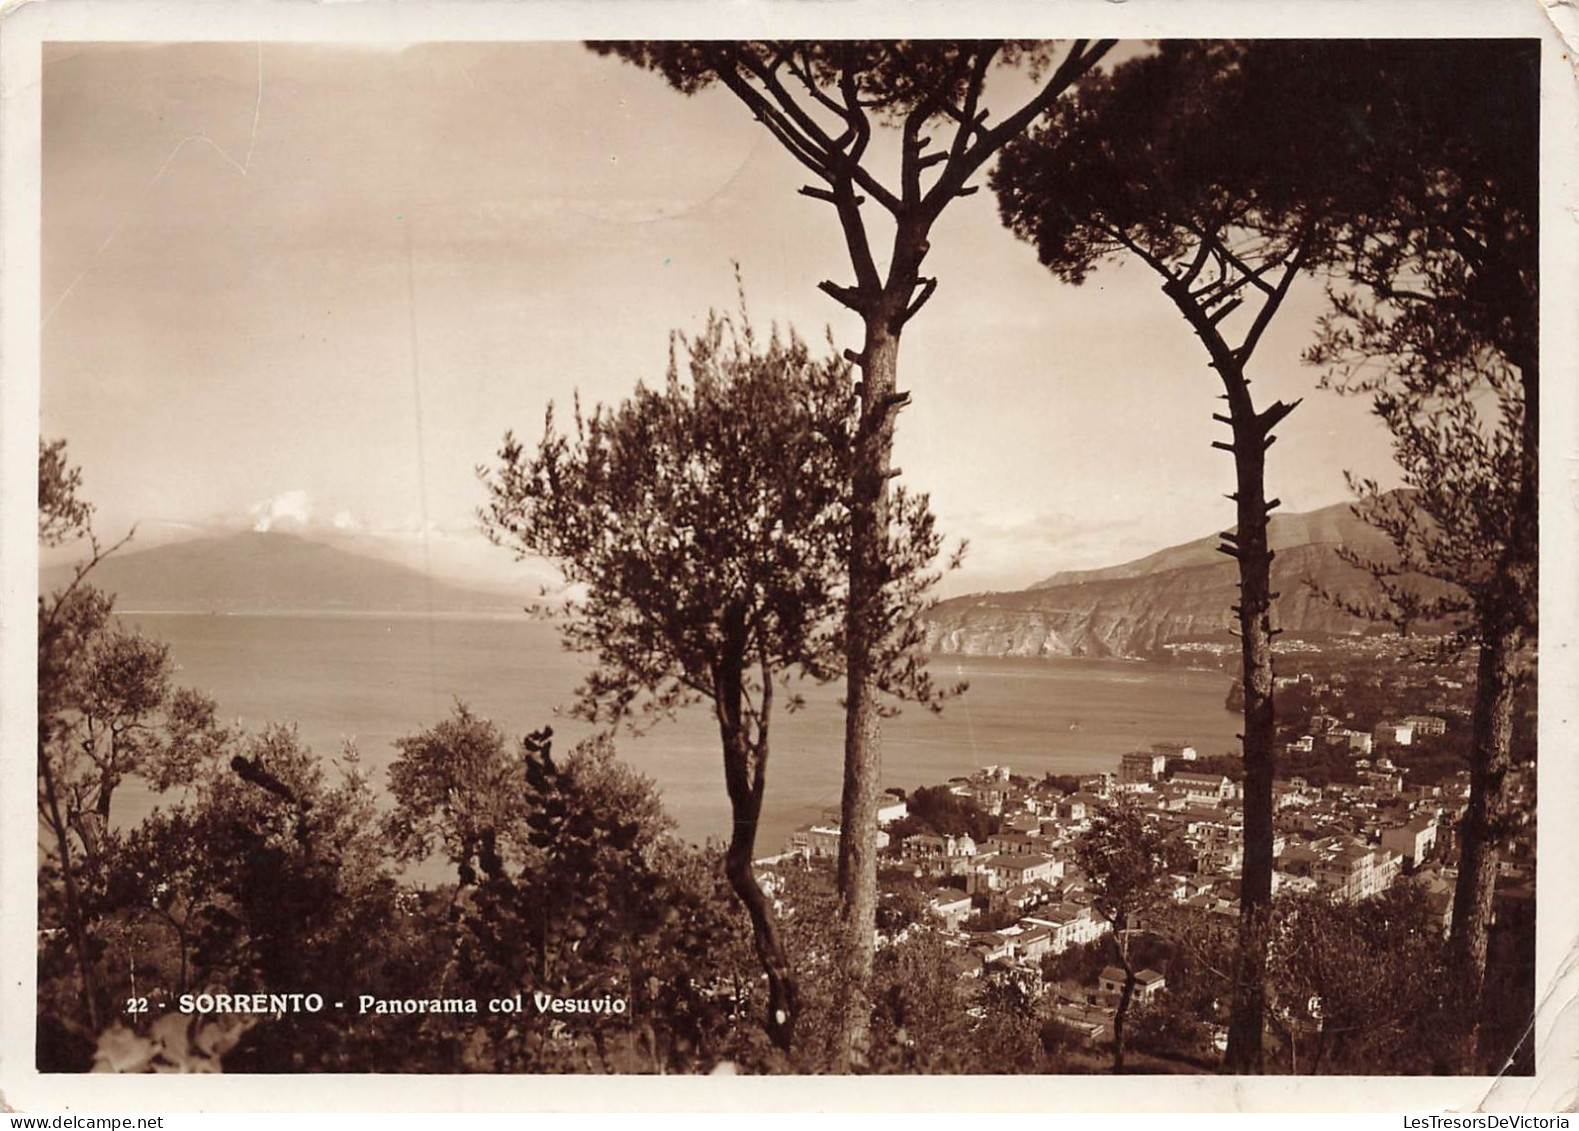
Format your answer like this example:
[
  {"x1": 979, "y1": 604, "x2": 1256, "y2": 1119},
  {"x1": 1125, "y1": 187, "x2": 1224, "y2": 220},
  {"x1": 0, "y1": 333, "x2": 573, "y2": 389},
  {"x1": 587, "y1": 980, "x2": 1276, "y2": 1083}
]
[{"x1": 41, "y1": 41, "x2": 1404, "y2": 596}]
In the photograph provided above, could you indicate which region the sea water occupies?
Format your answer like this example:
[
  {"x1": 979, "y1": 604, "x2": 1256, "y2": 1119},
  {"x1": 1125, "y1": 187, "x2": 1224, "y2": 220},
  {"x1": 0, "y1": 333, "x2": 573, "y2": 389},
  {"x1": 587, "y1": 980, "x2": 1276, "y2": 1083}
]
[{"x1": 111, "y1": 612, "x2": 1241, "y2": 857}]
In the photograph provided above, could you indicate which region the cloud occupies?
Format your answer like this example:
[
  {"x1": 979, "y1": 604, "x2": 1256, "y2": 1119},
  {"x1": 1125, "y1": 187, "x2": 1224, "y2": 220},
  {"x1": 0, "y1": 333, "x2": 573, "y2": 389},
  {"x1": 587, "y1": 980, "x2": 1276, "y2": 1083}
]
[
  {"x1": 933, "y1": 508, "x2": 1162, "y2": 597},
  {"x1": 228, "y1": 495, "x2": 554, "y2": 595},
  {"x1": 236, "y1": 497, "x2": 474, "y2": 541},
  {"x1": 249, "y1": 489, "x2": 313, "y2": 532}
]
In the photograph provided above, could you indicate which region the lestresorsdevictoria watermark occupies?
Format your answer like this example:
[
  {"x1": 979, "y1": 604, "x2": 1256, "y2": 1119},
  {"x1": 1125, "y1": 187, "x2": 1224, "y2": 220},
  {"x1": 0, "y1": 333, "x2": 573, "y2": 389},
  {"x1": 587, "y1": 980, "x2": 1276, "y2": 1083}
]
[{"x1": 1404, "y1": 1118, "x2": 1570, "y2": 1128}]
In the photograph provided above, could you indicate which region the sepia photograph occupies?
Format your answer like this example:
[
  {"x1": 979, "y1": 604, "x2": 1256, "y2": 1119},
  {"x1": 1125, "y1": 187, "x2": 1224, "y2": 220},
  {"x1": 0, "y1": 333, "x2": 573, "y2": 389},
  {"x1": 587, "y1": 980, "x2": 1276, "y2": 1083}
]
[{"x1": 3, "y1": 0, "x2": 1576, "y2": 1114}]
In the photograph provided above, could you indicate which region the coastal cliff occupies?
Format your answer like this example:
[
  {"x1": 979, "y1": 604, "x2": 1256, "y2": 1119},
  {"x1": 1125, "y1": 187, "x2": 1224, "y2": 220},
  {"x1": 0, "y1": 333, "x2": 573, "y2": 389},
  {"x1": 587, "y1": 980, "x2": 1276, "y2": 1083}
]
[{"x1": 924, "y1": 500, "x2": 1408, "y2": 659}]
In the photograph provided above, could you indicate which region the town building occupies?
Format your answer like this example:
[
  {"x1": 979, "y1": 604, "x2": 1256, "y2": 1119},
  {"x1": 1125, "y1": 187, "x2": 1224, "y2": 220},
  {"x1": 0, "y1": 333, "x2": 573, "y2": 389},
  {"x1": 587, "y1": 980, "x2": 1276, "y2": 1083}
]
[
  {"x1": 876, "y1": 797, "x2": 909, "y2": 826},
  {"x1": 1097, "y1": 967, "x2": 1167, "y2": 1004},
  {"x1": 987, "y1": 830, "x2": 1051, "y2": 856},
  {"x1": 1332, "y1": 729, "x2": 1374, "y2": 755},
  {"x1": 1024, "y1": 904, "x2": 1110, "y2": 953},
  {"x1": 926, "y1": 889, "x2": 974, "y2": 931},
  {"x1": 1374, "y1": 722, "x2": 1415, "y2": 748},
  {"x1": 1381, "y1": 815, "x2": 1438, "y2": 868},
  {"x1": 1314, "y1": 844, "x2": 1404, "y2": 902},
  {"x1": 1403, "y1": 714, "x2": 1448, "y2": 737},
  {"x1": 790, "y1": 823, "x2": 890, "y2": 860},
  {"x1": 900, "y1": 832, "x2": 977, "y2": 862},
  {"x1": 1120, "y1": 750, "x2": 1168, "y2": 785},
  {"x1": 972, "y1": 852, "x2": 1062, "y2": 892},
  {"x1": 1170, "y1": 771, "x2": 1235, "y2": 806},
  {"x1": 1058, "y1": 792, "x2": 1102, "y2": 823}
]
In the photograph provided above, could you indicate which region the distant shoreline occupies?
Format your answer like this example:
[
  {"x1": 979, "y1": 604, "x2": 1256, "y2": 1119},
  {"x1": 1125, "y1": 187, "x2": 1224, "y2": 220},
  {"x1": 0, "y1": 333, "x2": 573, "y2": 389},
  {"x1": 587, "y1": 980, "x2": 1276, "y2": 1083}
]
[
  {"x1": 113, "y1": 609, "x2": 1210, "y2": 661},
  {"x1": 115, "y1": 606, "x2": 550, "y2": 623},
  {"x1": 109, "y1": 609, "x2": 1245, "y2": 669}
]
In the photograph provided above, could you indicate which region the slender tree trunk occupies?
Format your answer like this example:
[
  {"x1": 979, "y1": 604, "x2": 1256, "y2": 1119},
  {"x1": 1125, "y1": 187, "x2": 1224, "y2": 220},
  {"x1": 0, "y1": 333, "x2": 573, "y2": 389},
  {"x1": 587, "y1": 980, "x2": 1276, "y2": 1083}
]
[
  {"x1": 1164, "y1": 281, "x2": 1292, "y2": 1073},
  {"x1": 720, "y1": 726, "x2": 800, "y2": 1052},
  {"x1": 836, "y1": 305, "x2": 905, "y2": 1071},
  {"x1": 1229, "y1": 437, "x2": 1277, "y2": 915},
  {"x1": 1111, "y1": 922, "x2": 1137, "y2": 1073},
  {"x1": 95, "y1": 728, "x2": 118, "y2": 823},
  {"x1": 39, "y1": 746, "x2": 100, "y2": 1032},
  {"x1": 1447, "y1": 627, "x2": 1521, "y2": 1070},
  {"x1": 1446, "y1": 346, "x2": 1535, "y2": 1072},
  {"x1": 1223, "y1": 397, "x2": 1278, "y2": 1073},
  {"x1": 715, "y1": 651, "x2": 799, "y2": 1053}
]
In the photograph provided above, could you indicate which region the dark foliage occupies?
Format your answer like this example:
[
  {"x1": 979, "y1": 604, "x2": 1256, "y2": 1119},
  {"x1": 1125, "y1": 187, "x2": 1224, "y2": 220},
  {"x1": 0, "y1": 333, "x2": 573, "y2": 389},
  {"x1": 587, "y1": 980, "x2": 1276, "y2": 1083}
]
[
  {"x1": 888, "y1": 785, "x2": 999, "y2": 843},
  {"x1": 479, "y1": 304, "x2": 956, "y2": 1051}
]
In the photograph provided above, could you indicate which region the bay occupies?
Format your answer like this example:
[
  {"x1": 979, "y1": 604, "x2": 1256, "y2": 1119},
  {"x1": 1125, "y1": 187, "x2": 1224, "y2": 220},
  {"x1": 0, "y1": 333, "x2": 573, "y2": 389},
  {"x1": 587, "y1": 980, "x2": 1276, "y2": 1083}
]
[{"x1": 113, "y1": 612, "x2": 1241, "y2": 861}]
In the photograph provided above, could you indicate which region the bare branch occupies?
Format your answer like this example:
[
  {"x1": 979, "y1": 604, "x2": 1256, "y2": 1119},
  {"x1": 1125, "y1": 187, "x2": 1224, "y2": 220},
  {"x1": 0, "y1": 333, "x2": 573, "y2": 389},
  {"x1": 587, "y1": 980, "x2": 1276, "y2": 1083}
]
[
  {"x1": 923, "y1": 40, "x2": 1115, "y2": 220},
  {"x1": 817, "y1": 279, "x2": 869, "y2": 313},
  {"x1": 736, "y1": 49, "x2": 903, "y2": 214},
  {"x1": 895, "y1": 276, "x2": 938, "y2": 328},
  {"x1": 1235, "y1": 245, "x2": 1310, "y2": 364}
]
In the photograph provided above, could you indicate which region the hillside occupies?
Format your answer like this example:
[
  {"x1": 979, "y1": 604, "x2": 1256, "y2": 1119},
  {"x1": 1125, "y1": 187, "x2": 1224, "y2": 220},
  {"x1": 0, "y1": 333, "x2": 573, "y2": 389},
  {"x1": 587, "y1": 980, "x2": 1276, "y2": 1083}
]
[
  {"x1": 925, "y1": 500, "x2": 1410, "y2": 659},
  {"x1": 39, "y1": 531, "x2": 524, "y2": 615}
]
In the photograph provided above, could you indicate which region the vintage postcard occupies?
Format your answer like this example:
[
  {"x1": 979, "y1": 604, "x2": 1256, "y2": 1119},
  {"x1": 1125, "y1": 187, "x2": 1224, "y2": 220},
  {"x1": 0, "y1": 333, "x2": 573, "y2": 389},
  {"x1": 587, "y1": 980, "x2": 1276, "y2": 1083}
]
[{"x1": 2, "y1": 0, "x2": 1575, "y2": 1114}]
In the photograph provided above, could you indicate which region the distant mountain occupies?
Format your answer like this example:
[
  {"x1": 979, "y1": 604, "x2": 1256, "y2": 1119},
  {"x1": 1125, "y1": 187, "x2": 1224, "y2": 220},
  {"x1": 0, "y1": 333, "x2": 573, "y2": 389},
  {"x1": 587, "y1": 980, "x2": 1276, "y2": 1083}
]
[
  {"x1": 924, "y1": 499, "x2": 1415, "y2": 660},
  {"x1": 1032, "y1": 503, "x2": 1395, "y2": 590},
  {"x1": 40, "y1": 531, "x2": 527, "y2": 615}
]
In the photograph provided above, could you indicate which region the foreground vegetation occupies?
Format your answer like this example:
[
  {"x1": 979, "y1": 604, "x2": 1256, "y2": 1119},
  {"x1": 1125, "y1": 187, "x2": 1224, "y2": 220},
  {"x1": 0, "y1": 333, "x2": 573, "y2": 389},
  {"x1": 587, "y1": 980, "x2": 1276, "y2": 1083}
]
[
  {"x1": 38, "y1": 37, "x2": 1538, "y2": 1075},
  {"x1": 37, "y1": 433, "x2": 1530, "y2": 1073}
]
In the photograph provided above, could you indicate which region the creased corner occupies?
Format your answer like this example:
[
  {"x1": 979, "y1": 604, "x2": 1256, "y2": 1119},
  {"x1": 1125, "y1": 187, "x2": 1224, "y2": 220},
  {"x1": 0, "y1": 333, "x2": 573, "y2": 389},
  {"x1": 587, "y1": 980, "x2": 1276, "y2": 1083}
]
[{"x1": 1541, "y1": 0, "x2": 1579, "y2": 68}]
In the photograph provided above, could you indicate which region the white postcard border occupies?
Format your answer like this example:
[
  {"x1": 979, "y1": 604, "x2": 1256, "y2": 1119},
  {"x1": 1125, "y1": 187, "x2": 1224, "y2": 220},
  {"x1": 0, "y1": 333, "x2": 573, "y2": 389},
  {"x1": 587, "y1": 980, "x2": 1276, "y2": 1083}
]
[{"x1": 2, "y1": 0, "x2": 1575, "y2": 1113}]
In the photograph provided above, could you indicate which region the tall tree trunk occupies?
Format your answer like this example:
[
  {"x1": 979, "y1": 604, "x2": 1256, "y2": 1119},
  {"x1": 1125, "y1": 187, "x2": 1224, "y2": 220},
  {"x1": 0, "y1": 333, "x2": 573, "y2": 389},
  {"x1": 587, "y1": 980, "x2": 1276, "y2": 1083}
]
[
  {"x1": 1222, "y1": 396, "x2": 1278, "y2": 1074},
  {"x1": 1448, "y1": 347, "x2": 1535, "y2": 1071},
  {"x1": 1111, "y1": 921, "x2": 1137, "y2": 1073},
  {"x1": 1164, "y1": 281, "x2": 1294, "y2": 1074},
  {"x1": 836, "y1": 309, "x2": 903, "y2": 1072},
  {"x1": 719, "y1": 722, "x2": 799, "y2": 1052},
  {"x1": 1448, "y1": 627, "x2": 1521, "y2": 1070}
]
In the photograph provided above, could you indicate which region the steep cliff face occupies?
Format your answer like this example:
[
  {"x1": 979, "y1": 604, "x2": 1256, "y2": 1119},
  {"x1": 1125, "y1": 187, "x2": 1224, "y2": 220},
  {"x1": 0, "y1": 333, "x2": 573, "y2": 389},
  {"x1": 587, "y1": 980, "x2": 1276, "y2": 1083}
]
[{"x1": 925, "y1": 502, "x2": 1405, "y2": 659}]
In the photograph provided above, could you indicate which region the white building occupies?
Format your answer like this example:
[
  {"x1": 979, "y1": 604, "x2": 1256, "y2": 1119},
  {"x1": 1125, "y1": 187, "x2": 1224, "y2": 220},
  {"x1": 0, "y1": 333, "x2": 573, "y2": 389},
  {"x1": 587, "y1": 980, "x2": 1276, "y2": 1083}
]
[{"x1": 1374, "y1": 722, "x2": 1415, "y2": 748}]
